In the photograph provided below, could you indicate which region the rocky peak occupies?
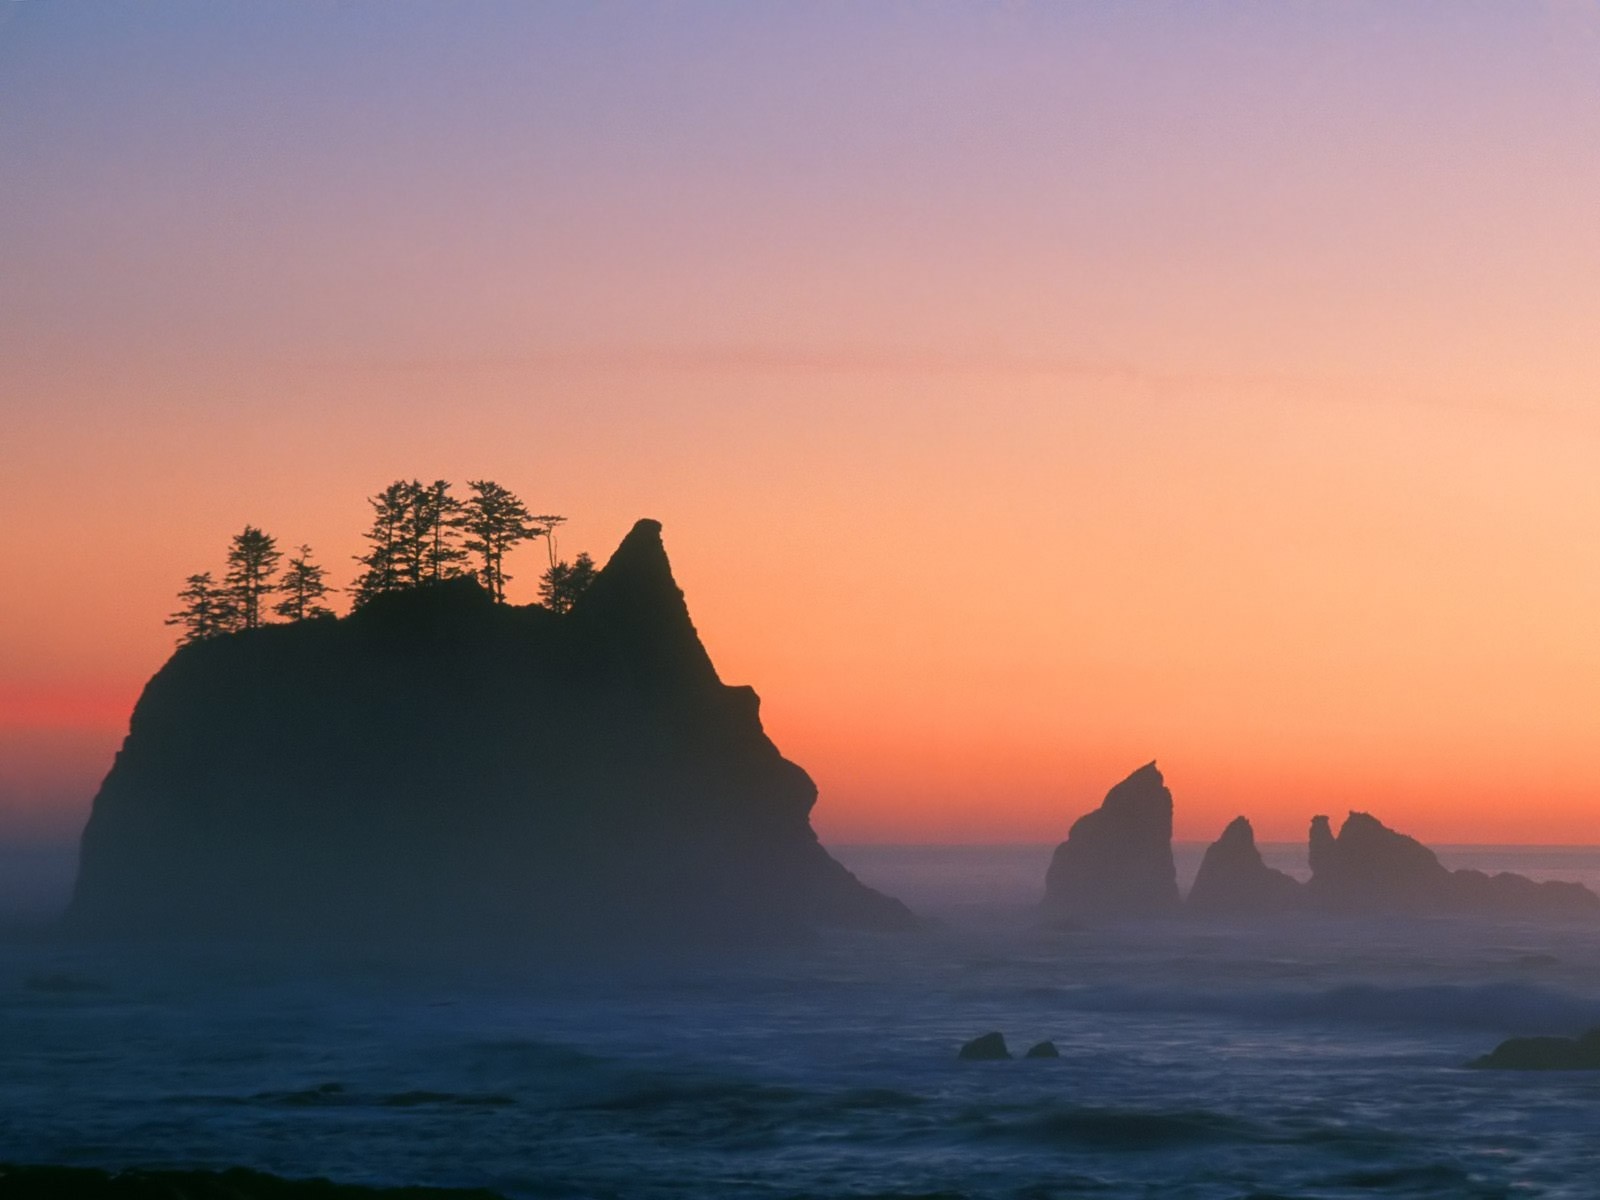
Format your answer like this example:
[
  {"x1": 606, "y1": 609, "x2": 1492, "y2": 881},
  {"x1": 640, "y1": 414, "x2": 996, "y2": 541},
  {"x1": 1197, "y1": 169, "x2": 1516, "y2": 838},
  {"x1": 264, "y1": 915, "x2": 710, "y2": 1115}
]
[
  {"x1": 570, "y1": 518, "x2": 721, "y2": 692},
  {"x1": 1187, "y1": 816, "x2": 1303, "y2": 915},
  {"x1": 1041, "y1": 761, "x2": 1179, "y2": 920}
]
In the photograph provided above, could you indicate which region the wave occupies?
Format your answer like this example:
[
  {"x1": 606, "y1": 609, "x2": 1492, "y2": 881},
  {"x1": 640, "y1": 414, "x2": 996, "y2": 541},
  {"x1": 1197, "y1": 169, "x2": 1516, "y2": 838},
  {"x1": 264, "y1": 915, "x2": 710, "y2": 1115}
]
[{"x1": 961, "y1": 1102, "x2": 1263, "y2": 1151}]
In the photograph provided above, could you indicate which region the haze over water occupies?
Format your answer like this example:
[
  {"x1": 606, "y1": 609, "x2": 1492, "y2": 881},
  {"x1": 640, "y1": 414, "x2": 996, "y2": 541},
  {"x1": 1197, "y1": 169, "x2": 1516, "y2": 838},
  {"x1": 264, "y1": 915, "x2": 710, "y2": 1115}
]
[{"x1": 6, "y1": 848, "x2": 1600, "y2": 1198}]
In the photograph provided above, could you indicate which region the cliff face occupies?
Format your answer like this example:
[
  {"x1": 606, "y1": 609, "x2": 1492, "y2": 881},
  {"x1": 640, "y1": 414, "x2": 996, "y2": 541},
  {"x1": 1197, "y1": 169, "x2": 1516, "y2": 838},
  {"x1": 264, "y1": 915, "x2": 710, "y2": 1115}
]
[
  {"x1": 1042, "y1": 762, "x2": 1180, "y2": 920},
  {"x1": 69, "y1": 520, "x2": 916, "y2": 947}
]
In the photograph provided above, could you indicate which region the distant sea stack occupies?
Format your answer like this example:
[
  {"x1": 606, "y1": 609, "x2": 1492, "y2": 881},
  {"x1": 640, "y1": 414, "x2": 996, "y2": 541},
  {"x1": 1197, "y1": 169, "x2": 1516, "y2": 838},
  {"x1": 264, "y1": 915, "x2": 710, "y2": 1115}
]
[
  {"x1": 1042, "y1": 761, "x2": 1180, "y2": 920},
  {"x1": 1187, "y1": 817, "x2": 1303, "y2": 916},
  {"x1": 69, "y1": 519, "x2": 917, "y2": 947},
  {"x1": 1307, "y1": 812, "x2": 1600, "y2": 920}
]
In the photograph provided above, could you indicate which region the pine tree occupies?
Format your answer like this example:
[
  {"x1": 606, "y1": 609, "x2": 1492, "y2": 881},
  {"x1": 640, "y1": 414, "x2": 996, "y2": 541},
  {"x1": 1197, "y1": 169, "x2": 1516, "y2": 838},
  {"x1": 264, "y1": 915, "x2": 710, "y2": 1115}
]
[
  {"x1": 351, "y1": 481, "x2": 411, "y2": 606},
  {"x1": 460, "y1": 480, "x2": 544, "y2": 602},
  {"x1": 539, "y1": 552, "x2": 598, "y2": 615},
  {"x1": 418, "y1": 479, "x2": 467, "y2": 583},
  {"x1": 165, "y1": 572, "x2": 238, "y2": 644},
  {"x1": 274, "y1": 544, "x2": 336, "y2": 621},
  {"x1": 225, "y1": 526, "x2": 281, "y2": 630},
  {"x1": 534, "y1": 513, "x2": 567, "y2": 569},
  {"x1": 391, "y1": 479, "x2": 430, "y2": 588}
]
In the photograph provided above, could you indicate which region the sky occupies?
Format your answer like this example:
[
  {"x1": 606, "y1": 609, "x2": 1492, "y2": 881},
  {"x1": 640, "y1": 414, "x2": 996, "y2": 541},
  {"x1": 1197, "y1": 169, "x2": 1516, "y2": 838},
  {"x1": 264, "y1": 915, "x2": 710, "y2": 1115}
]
[{"x1": 3, "y1": 1, "x2": 1599, "y2": 846}]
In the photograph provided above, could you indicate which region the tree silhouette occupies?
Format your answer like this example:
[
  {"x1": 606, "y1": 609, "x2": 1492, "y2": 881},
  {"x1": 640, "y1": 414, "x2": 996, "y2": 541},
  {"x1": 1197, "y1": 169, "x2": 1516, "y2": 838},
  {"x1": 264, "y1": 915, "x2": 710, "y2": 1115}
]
[
  {"x1": 166, "y1": 572, "x2": 238, "y2": 643},
  {"x1": 351, "y1": 481, "x2": 411, "y2": 606},
  {"x1": 539, "y1": 552, "x2": 598, "y2": 614},
  {"x1": 355, "y1": 479, "x2": 467, "y2": 598},
  {"x1": 274, "y1": 544, "x2": 336, "y2": 621},
  {"x1": 460, "y1": 480, "x2": 543, "y2": 602},
  {"x1": 534, "y1": 514, "x2": 567, "y2": 569},
  {"x1": 225, "y1": 526, "x2": 281, "y2": 630},
  {"x1": 416, "y1": 479, "x2": 467, "y2": 583},
  {"x1": 391, "y1": 480, "x2": 432, "y2": 587}
]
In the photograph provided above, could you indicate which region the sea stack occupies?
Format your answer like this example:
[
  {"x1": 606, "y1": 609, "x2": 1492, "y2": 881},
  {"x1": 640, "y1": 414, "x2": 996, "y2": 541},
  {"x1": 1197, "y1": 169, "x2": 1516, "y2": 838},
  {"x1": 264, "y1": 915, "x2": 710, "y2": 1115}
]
[
  {"x1": 1187, "y1": 816, "x2": 1303, "y2": 915},
  {"x1": 69, "y1": 519, "x2": 917, "y2": 948},
  {"x1": 1305, "y1": 812, "x2": 1449, "y2": 913},
  {"x1": 1306, "y1": 812, "x2": 1600, "y2": 919},
  {"x1": 1042, "y1": 761, "x2": 1180, "y2": 920}
]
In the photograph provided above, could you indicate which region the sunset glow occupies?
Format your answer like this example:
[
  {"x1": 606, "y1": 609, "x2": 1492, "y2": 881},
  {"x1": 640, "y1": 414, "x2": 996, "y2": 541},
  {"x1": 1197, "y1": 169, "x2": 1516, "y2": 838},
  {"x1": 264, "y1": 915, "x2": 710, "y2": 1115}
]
[{"x1": 4, "y1": 2, "x2": 1599, "y2": 845}]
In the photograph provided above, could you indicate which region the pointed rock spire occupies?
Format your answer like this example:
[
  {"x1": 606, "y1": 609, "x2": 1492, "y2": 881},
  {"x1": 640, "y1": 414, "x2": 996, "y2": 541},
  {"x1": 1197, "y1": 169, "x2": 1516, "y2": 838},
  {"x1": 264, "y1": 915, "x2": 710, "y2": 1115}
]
[
  {"x1": 570, "y1": 518, "x2": 720, "y2": 690},
  {"x1": 1188, "y1": 816, "x2": 1302, "y2": 915},
  {"x1": 1042, "y1": 761, "x2": 1179, "y2": 920}
]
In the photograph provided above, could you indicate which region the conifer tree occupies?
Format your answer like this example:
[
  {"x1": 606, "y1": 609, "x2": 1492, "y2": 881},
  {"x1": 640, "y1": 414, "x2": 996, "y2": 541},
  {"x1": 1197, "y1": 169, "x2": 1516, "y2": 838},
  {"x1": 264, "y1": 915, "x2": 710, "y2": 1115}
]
[
  {"x1": 166, "y1": 572, "x2": 238, "y2": 644},
  {"x1": 418, "y1": 479, "x2": 467, "y2": 583},
  {"x1": 390, "y1": 479, "x2": 430, "y2": 588},
  {"x1": 351, "y1": 481, "x2": 410, "y2": 606},
  {"x1": 225, "y1": 526, "x2": 281, "y2": 630},
  {"x1": 534, "y1": 513, "x2": 567, "y2": 569},
  {"x1": 354, "y1": 479, "x2": 470, "y2": 603},
  {"x1": 274, "y1": 544, "x2": 335, "y2": 621},
  {"x1": 539, "y1": 552, "x2": 598, "y2": 615},
  {"x1": 460, "y1": 480, "x2": 544, "y2": 602}
]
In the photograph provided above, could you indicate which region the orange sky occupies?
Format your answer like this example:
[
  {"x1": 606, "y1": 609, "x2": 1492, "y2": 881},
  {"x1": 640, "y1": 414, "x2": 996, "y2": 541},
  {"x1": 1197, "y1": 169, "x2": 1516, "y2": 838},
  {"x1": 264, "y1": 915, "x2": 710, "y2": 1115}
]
[{"x1": 3, "y1": 3, "x2": 1599, "y2": 845}]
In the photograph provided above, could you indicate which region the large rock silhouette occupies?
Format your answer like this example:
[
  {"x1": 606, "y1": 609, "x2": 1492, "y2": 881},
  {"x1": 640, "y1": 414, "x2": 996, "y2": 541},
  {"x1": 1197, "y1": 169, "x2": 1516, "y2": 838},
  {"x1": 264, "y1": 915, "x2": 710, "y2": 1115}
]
[
  {"x1": 1188, "y1": 817, "x2": 1303, "y2": 915},
  {"x1": 1042, "y1": 762, "x2": 1179, "y2": 919},
  {"x1": 69, "y1": 520, "x2": 916, "y2": 947},
  {"x1": 1306, "y1": 812, "x2": 1599, "y2": 919}
]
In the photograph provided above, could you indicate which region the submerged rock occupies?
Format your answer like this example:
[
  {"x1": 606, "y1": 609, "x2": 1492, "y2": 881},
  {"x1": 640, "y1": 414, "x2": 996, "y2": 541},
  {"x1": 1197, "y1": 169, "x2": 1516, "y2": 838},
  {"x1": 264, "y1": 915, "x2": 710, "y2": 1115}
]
[
  {"x1": 1042, "y1": 762, "x2": 1180, "y2": 920},
  {"x1": 1306, "y1": 812, "x2": 1600, "y2": 920},
  {"x1": 1023, "y1": 1040, "x2": 1060, "y2": 1059},
  {"x1": 958, "y1": 1032, "x2": 1012, "y2": 1060},
  {"x1": 69, "y1": 519, "x2": 917, "y2": 949},
  {"x1": 1469, "y1": 1028, "x2": 1600, "y2": 1070},
  {"x1": 1187, "y1": 817, "x2": 1303, "y2": 916}
]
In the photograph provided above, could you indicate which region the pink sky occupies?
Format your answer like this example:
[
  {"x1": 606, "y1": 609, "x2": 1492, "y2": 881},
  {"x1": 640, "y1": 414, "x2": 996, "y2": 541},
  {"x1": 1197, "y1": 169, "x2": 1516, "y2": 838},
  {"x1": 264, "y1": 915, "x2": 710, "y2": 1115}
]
[{"x1": 3, "y1": 3, "x2": 1599, "y2": 845}]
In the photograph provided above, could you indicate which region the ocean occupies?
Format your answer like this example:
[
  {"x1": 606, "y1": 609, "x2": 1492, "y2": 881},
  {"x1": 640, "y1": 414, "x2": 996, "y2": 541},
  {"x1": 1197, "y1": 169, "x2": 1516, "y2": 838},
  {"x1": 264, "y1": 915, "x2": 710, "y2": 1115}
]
[{"x1": 3, "y1": 843, "x2": 1600, "y2": 1198}]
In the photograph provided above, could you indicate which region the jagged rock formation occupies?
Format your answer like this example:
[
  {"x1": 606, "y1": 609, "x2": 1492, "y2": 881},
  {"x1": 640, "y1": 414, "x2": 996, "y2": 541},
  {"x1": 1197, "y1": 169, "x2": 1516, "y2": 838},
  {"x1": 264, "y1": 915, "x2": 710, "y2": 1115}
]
[
  {"x1": 957, "y1": 1032, "x2": 1011, "y2": 1061},
  {"x1": 1187, "y1": 816, "x2": 1303, "y2": 915},
  {"x1": 69, "y1": 519, "x2": 916, "y2": 948},
  {"x1": 1306, "y1": 812, "x2": 1600, "y2": 919},
  {"x1": 1042, "y1": 762, "x2": 1180, "y2": 920}
]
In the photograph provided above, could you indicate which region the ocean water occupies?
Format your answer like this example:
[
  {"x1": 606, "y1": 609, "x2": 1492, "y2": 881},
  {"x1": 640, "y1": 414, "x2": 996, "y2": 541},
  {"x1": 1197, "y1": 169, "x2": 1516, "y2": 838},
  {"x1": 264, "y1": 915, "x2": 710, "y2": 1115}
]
[{"x1": 3, "y1": 845, "x2": 1600, "y2": 1198}]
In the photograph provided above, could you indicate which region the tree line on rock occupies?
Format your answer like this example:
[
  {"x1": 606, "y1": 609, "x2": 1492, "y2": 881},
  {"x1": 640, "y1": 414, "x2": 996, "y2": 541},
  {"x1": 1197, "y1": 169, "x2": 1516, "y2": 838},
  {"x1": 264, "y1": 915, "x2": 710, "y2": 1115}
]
[{"x1": 167, "y1": 479, "x2": 598, "y2": 644}]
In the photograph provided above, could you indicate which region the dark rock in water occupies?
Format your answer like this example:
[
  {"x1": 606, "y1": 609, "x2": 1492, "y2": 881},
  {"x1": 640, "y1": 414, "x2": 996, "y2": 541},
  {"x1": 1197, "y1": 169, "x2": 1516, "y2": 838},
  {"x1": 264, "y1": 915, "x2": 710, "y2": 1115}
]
[
  {"x1": 1023, "y1": 1040, "x2": 1060, "y2": 1059},
  {"x1": 1187, "y1": 817, "x2": 1303, "y2": 915},
  {"x1": 958, "y1": 1032, "x2": 1011, "y2": 1060},
  {"x1": 68, "y1": 519, "x2": 917, "y2": 949},
  {"x1": 0, "y1": 1164, "x2": 505, "y2": 1198},
  {"x1": 1469, "y1": 1028, "x2": 1600, "y2": 1070},
  {"x1": 1306, "y1": 812, "x2": 1600, "y2": 920},
  {"x1": 1042, "y1": 761, "x2": 1180, "y2": 920}
]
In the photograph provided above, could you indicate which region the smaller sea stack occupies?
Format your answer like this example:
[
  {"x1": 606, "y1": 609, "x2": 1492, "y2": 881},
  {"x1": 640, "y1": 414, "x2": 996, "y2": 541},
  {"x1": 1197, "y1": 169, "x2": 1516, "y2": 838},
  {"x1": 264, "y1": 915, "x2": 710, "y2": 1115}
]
[
  {"x1": 1042, "y1": 761, "x2": 1179, "y2": 920},
  {"x1": 1188, "y1": 816, "x2": 1303, "y2": 915}
]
